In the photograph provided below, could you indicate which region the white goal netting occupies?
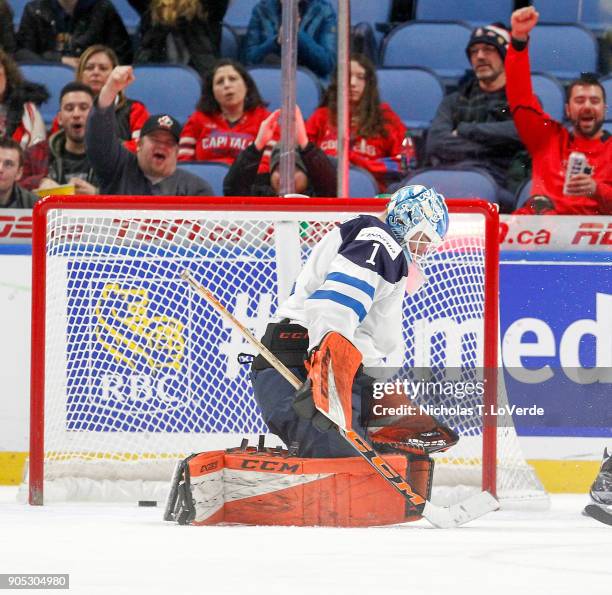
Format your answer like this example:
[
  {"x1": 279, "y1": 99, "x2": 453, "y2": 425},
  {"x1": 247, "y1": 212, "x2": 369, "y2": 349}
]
[{"x1": 26, "y1": 201, "x2": 547, "y2": 508}]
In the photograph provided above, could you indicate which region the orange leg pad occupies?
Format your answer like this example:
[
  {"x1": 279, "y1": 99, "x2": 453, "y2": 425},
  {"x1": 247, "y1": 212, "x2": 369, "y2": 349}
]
[{"x1": 183, "y1": 449, "x2": 425, "y2": 527}]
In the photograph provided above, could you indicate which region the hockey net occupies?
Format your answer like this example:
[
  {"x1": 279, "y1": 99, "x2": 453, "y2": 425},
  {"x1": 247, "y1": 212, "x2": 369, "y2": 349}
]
[{"x1": 26, "y1": 196, "x2": 547, "y2": 508}]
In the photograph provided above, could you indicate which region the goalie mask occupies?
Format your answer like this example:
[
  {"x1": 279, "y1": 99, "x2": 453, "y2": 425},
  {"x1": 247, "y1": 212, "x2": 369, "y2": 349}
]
[{"x1": 385, "y1": 184, "x2": 449, "y2": 266}]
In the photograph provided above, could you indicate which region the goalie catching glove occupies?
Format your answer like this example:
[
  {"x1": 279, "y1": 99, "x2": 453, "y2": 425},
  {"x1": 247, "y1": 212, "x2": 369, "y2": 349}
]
[
  {"x1": 367, "y1": 387, "x2": 459, "y2": 455},
  {"x1": 293, "y1": 332, "x2": 363, "y2": 432},
  {"x1": 370, "y1": 424, "x2": 459, "y2": 456}
]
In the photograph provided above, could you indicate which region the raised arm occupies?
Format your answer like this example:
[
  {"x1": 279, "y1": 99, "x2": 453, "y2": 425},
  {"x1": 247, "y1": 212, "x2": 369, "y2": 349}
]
[
  {"x1": 86, "y1": 66, "x2": 135, "y2": 185},
  {"x1": 98, "y1": 65, "x2": 135, "y2": 109},
  {"x1": 223, "y1": 110, "x2": 280, "y2": 195},
  {"x1": 505, "y1": 7, "x2": 560, "y2": 154},
  {"x1": 295, "y1": 106, "x2": 336, "y2": 197}
]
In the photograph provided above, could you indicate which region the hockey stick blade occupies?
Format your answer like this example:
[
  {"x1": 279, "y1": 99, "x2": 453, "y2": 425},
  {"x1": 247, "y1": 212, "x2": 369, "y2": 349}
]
[
  {"x1": 584, "y1": 504, "x2": 612, "y2": 526},
  {"x1": 422, "y1": 491, "x2": 499, "y2": 529},
  {"x1": 343, "y1": 428, "x2": 499, "y2": 527},
  {"x1": 180, "y1": 270, "x2": 499, "y2": 528}
]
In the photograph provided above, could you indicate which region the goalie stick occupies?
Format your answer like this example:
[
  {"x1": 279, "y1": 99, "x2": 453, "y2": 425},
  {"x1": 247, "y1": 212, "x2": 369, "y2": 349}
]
[{"x1": 180, "y1": 270, "x2": 499, "y2": 528}]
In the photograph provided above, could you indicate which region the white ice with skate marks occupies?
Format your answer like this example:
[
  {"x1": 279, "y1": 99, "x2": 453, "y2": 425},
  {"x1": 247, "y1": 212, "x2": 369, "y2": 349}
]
[{"x1": 1, "y1": 488, "x2": 610, "y2": 595}]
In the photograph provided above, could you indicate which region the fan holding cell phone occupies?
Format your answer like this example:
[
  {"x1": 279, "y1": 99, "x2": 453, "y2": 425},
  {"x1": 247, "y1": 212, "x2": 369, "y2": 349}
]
[{"x1": 506, "y1": 7, "x2": 612, "y2": 215}]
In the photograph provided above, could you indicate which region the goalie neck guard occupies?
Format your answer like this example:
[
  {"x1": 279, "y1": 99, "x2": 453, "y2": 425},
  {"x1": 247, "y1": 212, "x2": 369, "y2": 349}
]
[{"x1": 385, "y1": 184, "x2": 449, "y2": 265}]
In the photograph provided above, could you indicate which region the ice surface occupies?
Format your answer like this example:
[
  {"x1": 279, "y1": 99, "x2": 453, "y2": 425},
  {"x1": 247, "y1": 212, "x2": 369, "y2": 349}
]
[{"x1": 1, "y1": 488, "x2": 610, "y2": 595}]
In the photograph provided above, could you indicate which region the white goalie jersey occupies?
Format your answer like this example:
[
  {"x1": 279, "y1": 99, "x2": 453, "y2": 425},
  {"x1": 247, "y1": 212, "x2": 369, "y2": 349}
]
[{"x1": 277, "y1": 214, "x2": 409, "y2": 367}]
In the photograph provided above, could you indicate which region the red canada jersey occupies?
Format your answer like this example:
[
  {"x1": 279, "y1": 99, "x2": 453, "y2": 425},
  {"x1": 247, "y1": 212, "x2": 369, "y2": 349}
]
[
  {"x1": 179, "y1": 106, "x2": 270, "y2": 164},
  {"x1": 506, "y1": 44, "x2": 612, "y2": 215},
  {"x1": 305, "y1": 104, "x2": 409, "y2": 191}
]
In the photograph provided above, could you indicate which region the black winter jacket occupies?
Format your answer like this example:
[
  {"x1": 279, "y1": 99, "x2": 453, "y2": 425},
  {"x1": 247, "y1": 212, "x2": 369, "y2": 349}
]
[
  {"x1": 135, "y1": 0, "x2": 228, "y2": 77},
  {"x1": 16, "y1": 0, "x2": 132, "y2": 64},
  {"x1": 86, "y1": 100, "x2": 213, "y2": 196},
  {"x1": 47, "y1": 129, "x2": 98, "y2": 186},
  {"x1": 1, "y1": 184, "x2": 39, "y2": 208},
  {"x1": 223, "y1": 142, "x2": 337, "y2": 197},
  {"x1": 0, "y1": 0, "x2": 16, "y2": 54},
  {"x1": 2, "y1": 80, "x2": 49, "y2": 138},
  {"x1": 425, "y1": 76, "x2": 524, "y2": 187}
]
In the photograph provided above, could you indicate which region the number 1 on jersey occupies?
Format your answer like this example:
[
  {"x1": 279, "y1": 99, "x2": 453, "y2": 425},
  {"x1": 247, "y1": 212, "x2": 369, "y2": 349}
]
[{"x1": 366, "y1": 242, "x2": 380, "y2": 265}]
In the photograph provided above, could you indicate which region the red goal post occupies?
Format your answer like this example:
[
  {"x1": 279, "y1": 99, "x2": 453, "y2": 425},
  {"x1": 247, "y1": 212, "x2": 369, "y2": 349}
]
[{"x1": 27, "y1": 196, "x2": 536, "y2": 507}]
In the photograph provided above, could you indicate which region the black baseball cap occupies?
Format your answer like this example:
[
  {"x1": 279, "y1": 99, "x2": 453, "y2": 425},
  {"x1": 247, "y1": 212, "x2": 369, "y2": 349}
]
[{"x1": 140, "y1": 114, "x2": 182, "y2": 143}]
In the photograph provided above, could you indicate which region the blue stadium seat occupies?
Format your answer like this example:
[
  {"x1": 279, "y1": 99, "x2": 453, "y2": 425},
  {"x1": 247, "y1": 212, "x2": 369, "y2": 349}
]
[
  {"x1": 9, "y1": 0, "x2": 28, "y2": 26},
  {"x1": 381, "y1": 22, "x2": 472, "y2": 81},
  {"x1": 18, "y1": 63, "x2": 75, "y2": 126},
  {"x1": 414, "y1": 0, "x2": 513, "y2": 27},
  {"x1": 247, "y1": 66, "x2": 322, "y2": 118},
  {"x1": 581, "y1": 0, "x2": 612, "y2": 32},
  {"x1": 515, "y1": 179, "x2": 533, "y2": 210},
  {"x1": 224, "y1": 0, "x2": 259, "y2": 33},
  {"x1": 531, "y1": 72, "x2": 566, "y2": 121},
  {"x1": 528, "y1": 24, "x2": 598, "y2": 80},
  {"x1": 348, "y1": 166, "x2": 378, "y2": 198},
  {"x1": 130, "y1": 65, "x2": 202, "y2": 125},
  {"x1": 535, "y1": 0, "x2": 587, "y2": 24},
  {"x1": 406, "y1": 168, "x2": 498, "y2": 203},
  {"x1": 328, "y1": 0, "x2": 391, "y2": 25},
  {"x1": 178, "y1": 162, "x2": 229, "y2": 197},
  {"x1": 602, "y1": 76, "x2": 612, "y2": 123},
  {"x1": 110, "y1": 0, "x2": 140, "y2": 35},
  {"x1": 535, "y1": 0, "x2": 612, "y2": 33},
  {"x1": 220, "y1": 24, "x2": 240, "y2": 60},
  {"x1": 376, "y1": 67, "x2": 445, "y2": 129}
]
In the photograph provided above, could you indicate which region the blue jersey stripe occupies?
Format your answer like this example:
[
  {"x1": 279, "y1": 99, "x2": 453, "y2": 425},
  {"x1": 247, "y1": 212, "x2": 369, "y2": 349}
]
[
  {"x1": 325, "y1": 272, "x2": 375, "y2": 299},
  {"x1": 308, "y1": 290, "x2": 368, "y2": 322}
]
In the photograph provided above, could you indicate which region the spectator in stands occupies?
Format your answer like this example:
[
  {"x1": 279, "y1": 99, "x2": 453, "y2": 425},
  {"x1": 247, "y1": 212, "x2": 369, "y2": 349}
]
[
  {"x1": 135, "y1": 0, "x2": 228, "y2": 77},
  {"x1": 244, "y1": 0, "x2": 337, "y2": 79},
  {"x1": 0, "y1": 137, "x2": 39, "y2": 207},
  {"x1": 507, "y1": 7, "x2": 611, "y2": 215},
  {"x1": 306, "y1": 54, "x2": 409, "y2": 193},
  {"x1": 0, "y1": 50, "x2": 48, "y2": 190},
  {"x1": 86, "y1": 65, "x2": 213, "y2": 195},
  {"x1": 224, "y1": 108, "x2": 336, "y2": 197},
  {"x1": 179, "y1": 59, "x2": 269, "y2": 165},
  {"x1": 38, "y1": 82, "x2": 98, "y2": 193},
  {"x1": 425, "y1": 24, "x2": 524, "y2": 212},
  {"x1": 50, "y1": 45, "x2": 149, "y2": 152},
  {"x1": 15, "y1": 0, "x2": 132, "y2": 67},
  {"x1": 0, "y1": 0, "x2": 16, "y2": 55}
]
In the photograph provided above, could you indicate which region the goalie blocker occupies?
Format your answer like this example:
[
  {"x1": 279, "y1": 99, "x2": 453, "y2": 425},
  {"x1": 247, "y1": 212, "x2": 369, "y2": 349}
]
[{"x1": 164, "y1": 441, "x2": 434, "y2": 527}]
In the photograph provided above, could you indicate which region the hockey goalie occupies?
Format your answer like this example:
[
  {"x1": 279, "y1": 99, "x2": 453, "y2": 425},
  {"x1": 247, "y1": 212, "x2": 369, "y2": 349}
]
[{"x1": 167, "y1": 186, "x2": 468, "y2": 527}]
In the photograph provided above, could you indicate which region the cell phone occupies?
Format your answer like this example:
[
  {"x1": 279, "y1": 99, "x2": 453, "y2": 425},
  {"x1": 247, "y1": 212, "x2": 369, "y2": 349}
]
[{"x1": 563, "y1": 152, "x2": 591, "y2": 194}]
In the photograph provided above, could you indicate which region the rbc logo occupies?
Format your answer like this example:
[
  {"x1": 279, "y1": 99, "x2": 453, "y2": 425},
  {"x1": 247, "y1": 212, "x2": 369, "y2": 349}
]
[
  {"x1": 93, "y1": 372, "x2": 190, "y2": 413},
  {"x1": 86, "y1": 282, "x2": 190, "y2": 413},
  {"x1": 93, "y1": 283, "x2": 186, "y2": 374}
]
